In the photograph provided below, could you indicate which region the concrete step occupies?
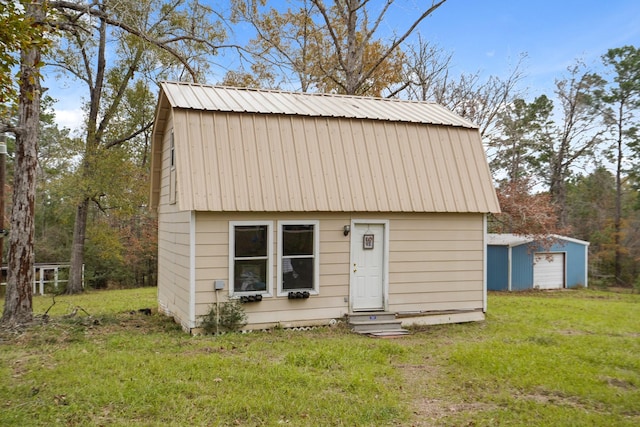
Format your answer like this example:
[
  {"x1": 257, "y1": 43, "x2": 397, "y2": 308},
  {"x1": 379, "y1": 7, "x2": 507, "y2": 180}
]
[{"x1": 348, "y1": 312, "x2": 409, "y2": 336}]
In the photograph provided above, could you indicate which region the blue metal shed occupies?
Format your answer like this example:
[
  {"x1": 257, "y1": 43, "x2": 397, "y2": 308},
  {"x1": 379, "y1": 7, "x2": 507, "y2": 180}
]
[{"x1": 487, "y1": 234, "x2": 589, "y2": 291}]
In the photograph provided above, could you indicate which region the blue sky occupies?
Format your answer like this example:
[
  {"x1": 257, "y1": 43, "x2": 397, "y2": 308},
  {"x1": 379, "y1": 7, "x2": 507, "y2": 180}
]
[
  {"x1": 408, "y1": 0, "x2": 640, "y2": 93},
  {"x1": 48, "y1": 0, "x2": 640, "y2": 131}
]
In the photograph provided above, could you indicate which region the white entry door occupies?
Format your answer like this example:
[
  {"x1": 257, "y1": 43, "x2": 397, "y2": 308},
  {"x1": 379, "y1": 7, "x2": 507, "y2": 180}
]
[
  {"x1": 351, "y1": 223, "x2": 386, "y2": 311},
  {"x1": 533, "y1": 253, "x2": 565, "y2": 289}
]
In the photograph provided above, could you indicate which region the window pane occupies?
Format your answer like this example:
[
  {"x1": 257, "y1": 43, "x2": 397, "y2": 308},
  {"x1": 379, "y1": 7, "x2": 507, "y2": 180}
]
[
  {"x1": 283, "y1": 225, "x2": 314, "y2": 256},
  {"x1": 234, "y1": 260, "x2": 267, "y2": 292},
  {"x1": 170, "y1": 133, "x2": 175, "y2": 168},
  {"x1": 235, "y1": 225, "x2": 268, "y2": 258},
  {"x1": 282, "y1": 258, "x2": 314, "y2": 290}
]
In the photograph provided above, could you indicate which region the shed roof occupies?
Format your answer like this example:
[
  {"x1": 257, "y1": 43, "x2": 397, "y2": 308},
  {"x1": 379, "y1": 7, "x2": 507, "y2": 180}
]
[
  {"x1": 487, "y1": 234, "x2": 590, "y2": 247},
  {"x1": 151, "y1": 83, "x2": 500, "y2": 213},
  {"x1": 158, "y1": 81, "x2": 478, "y2": 128}
]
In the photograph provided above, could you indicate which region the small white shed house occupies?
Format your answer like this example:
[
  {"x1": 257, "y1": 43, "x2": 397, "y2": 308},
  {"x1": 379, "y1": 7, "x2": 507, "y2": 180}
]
[{"x1": 150, "y1": 82, "x2": 501, "y2": 333}]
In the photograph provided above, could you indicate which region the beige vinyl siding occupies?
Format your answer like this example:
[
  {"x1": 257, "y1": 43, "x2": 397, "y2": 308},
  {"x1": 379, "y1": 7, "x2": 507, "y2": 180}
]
[
  {"x1": 155, "y1": 116, "x2": 193, "y2": 330},
  {"x1": 192, "y1": 213, "x2": 351, "y2": 327},
  {"x1": 189, "y1": 212, "x2": 485, "y2": 329},
  {"x1": 157, "y1": 210, "x2": 191, "y2": 329},
  {"x1": 388, "y1": 213, "x2": 485, "y2": 313}
]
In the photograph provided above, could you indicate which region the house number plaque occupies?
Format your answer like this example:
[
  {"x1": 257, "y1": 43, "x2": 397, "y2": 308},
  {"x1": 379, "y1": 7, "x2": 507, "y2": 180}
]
[{"x1": 363, "y1": 234, "x2": 374, "y2": 250}]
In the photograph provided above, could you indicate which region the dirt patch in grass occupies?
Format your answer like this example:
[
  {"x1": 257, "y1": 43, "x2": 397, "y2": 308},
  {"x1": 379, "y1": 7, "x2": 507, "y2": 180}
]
[
  {"x1": 395, "y1": 362, "x2": 498, "y2": 425},
  {"x1": 603, "y1": 377, "x2": 637, "y2": 390},
  {"x1": 518, "y1": 391, "x2": 586, "y2": 407},
  {"x1": 513, "y1": 388, "x2": 624, "y2": 417},
  {"x1": 0, "y1": 310, "x2": 173, "y2": 348},
  {"x1": 557, "y1": 329, "x2": 590, "y2": 335},
  {"x1": 411, "y1": 399, "x2": 498, "y2": 425}
]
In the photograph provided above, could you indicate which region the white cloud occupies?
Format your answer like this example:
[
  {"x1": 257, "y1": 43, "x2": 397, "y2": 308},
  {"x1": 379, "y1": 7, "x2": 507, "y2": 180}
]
[{"x1": 55, "y1": 109, "x2": 84, "y2": 134}]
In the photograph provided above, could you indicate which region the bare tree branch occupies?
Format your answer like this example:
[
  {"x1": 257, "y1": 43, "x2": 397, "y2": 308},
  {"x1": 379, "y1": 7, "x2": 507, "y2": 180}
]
[
  {"x1": 104, "y1": 121, "x2": 154, "y2": 149},
  {"x1": 50, "y1": 1, "x2": 219, "y2": 81}
]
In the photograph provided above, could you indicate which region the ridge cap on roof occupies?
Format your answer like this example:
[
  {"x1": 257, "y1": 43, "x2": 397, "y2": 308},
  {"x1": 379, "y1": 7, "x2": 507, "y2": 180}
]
[
  {"x1": 160, "y1": 80, "x2": 443, "y2": 104},
  {"x1": 158, "y1": 81, "x2": 479, "y2": 129}
]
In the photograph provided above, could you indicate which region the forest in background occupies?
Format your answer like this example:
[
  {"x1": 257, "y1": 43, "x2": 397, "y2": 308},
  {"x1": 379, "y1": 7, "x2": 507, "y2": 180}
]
[{"x1": 1, "y1": 0, "x2": 639, "y2": 300}]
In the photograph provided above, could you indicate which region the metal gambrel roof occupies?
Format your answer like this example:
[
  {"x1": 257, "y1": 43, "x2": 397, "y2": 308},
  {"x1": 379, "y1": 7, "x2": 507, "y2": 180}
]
[
  {"x1": 150, "y1": 82, "x2": 500, "y2": 213},
  {"x1": 158, "y1": 81, "x2": 478, "y2": 128}
]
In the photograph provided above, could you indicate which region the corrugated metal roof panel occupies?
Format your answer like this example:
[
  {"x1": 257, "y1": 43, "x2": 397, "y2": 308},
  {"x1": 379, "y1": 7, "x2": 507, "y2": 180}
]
[
  {"x1": 169, "y1": 109, "x2": 500, "y2": 213},
  {"x1": 487, "y1": 234, "x2": 590, "y2": 247},
  {"x1": 159, "y1": 81, "x2": 478, "y2": 128},
  {"x1": 487, "y1": 234, "x2": 534, "y2": 246},
  {"x1": 151, "y1": 82, "x2": 501, "y2": 214}
]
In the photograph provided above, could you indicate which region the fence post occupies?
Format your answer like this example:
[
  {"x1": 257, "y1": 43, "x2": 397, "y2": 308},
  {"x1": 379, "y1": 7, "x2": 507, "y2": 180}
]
[{"x1": 39, "y1": 266, "x2": 44, "y2": 296}]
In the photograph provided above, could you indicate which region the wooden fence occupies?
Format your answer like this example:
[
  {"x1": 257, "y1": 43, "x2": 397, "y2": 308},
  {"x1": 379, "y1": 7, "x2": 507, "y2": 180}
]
[{"x1": 0, "y1": 264, "x2": 84, "y2": 295}]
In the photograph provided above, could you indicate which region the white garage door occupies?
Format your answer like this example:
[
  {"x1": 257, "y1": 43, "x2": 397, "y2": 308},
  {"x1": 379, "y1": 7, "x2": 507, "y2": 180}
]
[{"x1": 533, "y1": 253, "x2": 565, "y2": 289}]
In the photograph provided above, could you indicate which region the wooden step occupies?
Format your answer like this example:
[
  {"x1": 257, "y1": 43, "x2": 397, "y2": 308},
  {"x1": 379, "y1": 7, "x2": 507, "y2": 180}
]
[{"x1": 367, "y1": 330, "x2": 411, "y2": 338}]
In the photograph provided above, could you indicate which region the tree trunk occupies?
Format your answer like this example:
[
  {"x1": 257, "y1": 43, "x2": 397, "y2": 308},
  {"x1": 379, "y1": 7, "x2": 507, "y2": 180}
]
[
  {"x1": 64, "y1": 13, "x2": 108, "y2": 294},
  {"x1": 549, "y1": 135, "x2": 569, "y2": 229},
  {"x1": 549, "y1": 172, "x2": 568, "y2": 229},
  {"x1": 614, "y1": 116, "x2": 623, "y2": 284},
  {"x1": 1, "y1": 2, "x2": 42, "y2": 326},
  {"x1": 66, "y1": 198, "x2": 89, "y2": 293},
  {"x1": 344, "y1": 0, "x2": 361, "y2": 95},
  {"x1": 0, "y1": 136, "x2": 6, "y2": 278}
]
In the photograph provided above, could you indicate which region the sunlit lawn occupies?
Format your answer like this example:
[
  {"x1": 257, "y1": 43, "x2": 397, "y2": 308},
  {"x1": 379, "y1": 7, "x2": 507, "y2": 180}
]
[{"x1": 1, "y1": 287, "x2": 639, "y2": 426}]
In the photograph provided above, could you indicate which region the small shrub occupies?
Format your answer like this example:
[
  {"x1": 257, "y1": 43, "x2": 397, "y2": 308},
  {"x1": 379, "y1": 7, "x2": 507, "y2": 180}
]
[{"x1": 199, "y1": 300, "x2": 247, "y2": 334}]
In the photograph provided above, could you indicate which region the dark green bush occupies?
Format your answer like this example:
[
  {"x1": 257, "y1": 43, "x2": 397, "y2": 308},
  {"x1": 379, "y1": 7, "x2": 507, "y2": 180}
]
[{"x1": 199, "y1": 300, "x2": 247, "y2": 334}]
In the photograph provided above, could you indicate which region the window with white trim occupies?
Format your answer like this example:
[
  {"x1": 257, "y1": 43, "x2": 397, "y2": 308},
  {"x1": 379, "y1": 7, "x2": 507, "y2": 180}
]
[
  {"x1": 230, "y1": 222, "x2": 272, "y2": 296},
  {"x1": 278, "y1": 221, "x2": 319, "y2": 295}
]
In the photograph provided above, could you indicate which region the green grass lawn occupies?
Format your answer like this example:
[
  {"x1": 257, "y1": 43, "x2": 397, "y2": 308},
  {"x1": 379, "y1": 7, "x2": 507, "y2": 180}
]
[{"x1": 1, "y1": 287, "x2": 639, "y2": 426}]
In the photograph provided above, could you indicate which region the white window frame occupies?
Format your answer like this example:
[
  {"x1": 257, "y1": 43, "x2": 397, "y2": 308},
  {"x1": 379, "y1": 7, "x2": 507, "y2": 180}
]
[
  {"x1": 229, "y1": 221, "x2": 273, "y2": 298},
  {"x1": 277, "y1": 220, "x2": 320, "y2": 297}
]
